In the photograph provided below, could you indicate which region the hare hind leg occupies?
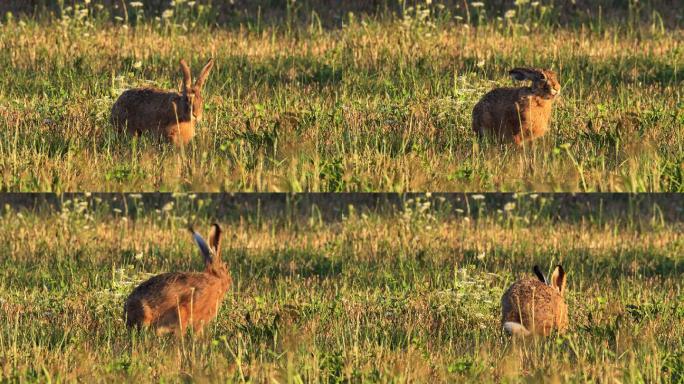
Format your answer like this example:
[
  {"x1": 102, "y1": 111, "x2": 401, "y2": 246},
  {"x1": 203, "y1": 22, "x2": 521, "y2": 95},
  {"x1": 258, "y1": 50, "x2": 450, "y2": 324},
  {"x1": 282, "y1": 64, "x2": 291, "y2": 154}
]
[
  {"x1": 123, "y1": 299, "x2": 155, "y2": 329},
  {"x1": 155, "y1": 305, "x2": 191, "y2": 336},
  {"x1": 471, "y1": 107, "x2": 487, "y2": 139},
  {"x1": 165, "y1": 122, "x2": 195, "y2": 146}
]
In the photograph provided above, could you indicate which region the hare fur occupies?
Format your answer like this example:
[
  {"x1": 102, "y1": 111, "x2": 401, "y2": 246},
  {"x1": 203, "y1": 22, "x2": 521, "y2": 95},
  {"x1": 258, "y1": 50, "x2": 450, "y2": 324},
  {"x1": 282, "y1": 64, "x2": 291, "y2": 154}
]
[
  {"x1": 472, "y1": 67, "x2": 560, "y2": 145},
  {"x1": 123, "y1": 223, "x2": 231, "y2": 335},
  {"x1": 111, "y1": 58, "x2": 214, "y2": 146},
  {"x1": 501, "y1": 265, "x2": 568, "y2": 336}
]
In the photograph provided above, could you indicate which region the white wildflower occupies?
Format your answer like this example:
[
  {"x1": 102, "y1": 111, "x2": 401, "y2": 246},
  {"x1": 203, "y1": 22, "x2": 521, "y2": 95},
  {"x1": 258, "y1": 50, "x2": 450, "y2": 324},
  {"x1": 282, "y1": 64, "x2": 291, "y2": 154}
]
[{"x1": 162, "y1": 202, "x2": 174, "y2": 212}]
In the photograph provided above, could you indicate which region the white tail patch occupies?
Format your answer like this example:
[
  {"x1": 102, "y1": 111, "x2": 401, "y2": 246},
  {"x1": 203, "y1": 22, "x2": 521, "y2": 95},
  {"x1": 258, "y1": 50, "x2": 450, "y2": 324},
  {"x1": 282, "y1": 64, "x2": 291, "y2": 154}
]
[{"x1": 503, "y1": 322, "x2": 531, "y2": 336}]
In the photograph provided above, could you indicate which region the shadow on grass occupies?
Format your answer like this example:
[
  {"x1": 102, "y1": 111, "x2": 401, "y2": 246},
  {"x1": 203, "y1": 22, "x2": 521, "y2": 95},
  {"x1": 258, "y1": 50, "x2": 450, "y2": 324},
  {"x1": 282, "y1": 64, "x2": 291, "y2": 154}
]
[
  {"x1": 5, "y1": 0, "x2": 684, "y2": 30},
  {"x1": 566, "y1": 54, "x2": 684, "y2": 88},
  {"x1": 459, "y1": 54, "x2": 683, "y2": 88},
  {"x1": 240, "y1": 55, "x2": 344, "y2": 89},
  {"x1": 493, "y1": 247, "x2": 684, "y2": 282},
  {"x1": 234, "y1": 248, "x2": 343, "y2": 281}
]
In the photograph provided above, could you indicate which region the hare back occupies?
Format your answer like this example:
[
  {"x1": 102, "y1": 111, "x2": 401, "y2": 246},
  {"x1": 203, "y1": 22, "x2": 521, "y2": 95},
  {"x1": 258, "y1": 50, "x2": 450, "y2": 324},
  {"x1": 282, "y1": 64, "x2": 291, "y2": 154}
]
[
  {"x1": 111, "y1": 88, "x2": 187, "y2": 135},
  {"x1": 477, "y1": 87, "x2": 530, "y2": 106},
  {"x1": 472, "y1": 87, "x2": 551, "y2": 143},
  {"x1": 124, "y1": 271, "x2": 229, "y2": 332},
  {"x1": 472, "y1": 88, "x2": 526, "y2": 138},
  {"x1": 501, "y1": 278, "x2": 565, "y2": 335},
  {"x1": 165, "y1": 121, "x2": 195, "y2": 146}
]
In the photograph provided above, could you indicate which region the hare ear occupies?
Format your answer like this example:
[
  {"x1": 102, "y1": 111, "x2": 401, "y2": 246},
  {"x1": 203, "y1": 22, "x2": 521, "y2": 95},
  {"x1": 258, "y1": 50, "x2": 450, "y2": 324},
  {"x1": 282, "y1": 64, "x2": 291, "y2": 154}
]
[
  {"x1": 509, "y1": 67, "x2": 544, "y2": 82},
  {"x1": 188, "y1": 225, "x2": 212, "y2": 265},
  {"x1": 208, "y1": 223, "x2": 222, "y2": 261},
  {"x1": 180, "y1": 59, "x2": 192, "y2": 93},
  {"x1": 533, "y1": 265, "x2": 547, "y2": 284},
  {"x1": 195, "y1": 58, "x2": 214, "y2": 90},
  {"x1": 550, "y1": 265, "x2": 567, "y2": 295}
]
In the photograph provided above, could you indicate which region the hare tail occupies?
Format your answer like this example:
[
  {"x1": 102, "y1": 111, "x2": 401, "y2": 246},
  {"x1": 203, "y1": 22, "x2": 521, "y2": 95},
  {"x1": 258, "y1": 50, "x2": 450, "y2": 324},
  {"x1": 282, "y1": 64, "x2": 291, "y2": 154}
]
[{"x1": 503, "y1": 322, "x2": 531, "y2": 336}]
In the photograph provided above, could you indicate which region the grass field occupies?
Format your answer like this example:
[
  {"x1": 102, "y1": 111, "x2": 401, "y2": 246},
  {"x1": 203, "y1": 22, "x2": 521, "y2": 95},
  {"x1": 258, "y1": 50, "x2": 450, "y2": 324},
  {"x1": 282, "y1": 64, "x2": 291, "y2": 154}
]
[
  {"x1": 0, "y1": 2, "x2": 682, "y2": 191},
  {"x1": 0, "y1": 195, "x2": 683, "y2": 382}
]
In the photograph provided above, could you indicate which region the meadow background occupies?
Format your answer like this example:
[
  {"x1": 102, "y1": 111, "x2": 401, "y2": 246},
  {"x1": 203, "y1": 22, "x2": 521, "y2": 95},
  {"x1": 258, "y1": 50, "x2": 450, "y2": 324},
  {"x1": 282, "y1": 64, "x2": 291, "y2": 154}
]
[
  {"x1": 0, "y1": 0, "x2": 682, "y2": 191},
  {"x1": 0, "y1": 193, "x2": 683, "y2": 382}
]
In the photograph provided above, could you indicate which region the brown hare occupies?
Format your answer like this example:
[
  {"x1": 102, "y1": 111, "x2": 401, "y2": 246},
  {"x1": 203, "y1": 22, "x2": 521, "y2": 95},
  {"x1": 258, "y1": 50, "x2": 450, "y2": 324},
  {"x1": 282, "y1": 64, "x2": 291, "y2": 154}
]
[
  {"x1": 501, "y1": 265, "x2": 568, "y2": 336},
  {"x1": 111, "y1": 58, "x2": 214, "y2": 146},
  {"x1": 472, "y1": 67, "x2": 560, "y2": 145},
  {"x1": 123, "y1": 223, "x2": 231, "y2": 335}
]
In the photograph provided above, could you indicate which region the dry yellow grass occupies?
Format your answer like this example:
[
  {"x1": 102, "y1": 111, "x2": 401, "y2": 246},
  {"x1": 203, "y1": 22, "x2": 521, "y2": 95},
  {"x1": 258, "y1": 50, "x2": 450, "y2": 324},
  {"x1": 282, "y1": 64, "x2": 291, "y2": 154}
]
[
  {"x1": 1, "y1": 196, "x2": 683, "y2": 381},
  {"x1": 0, "y1": 15, "x2": 681, "y2": 191}
]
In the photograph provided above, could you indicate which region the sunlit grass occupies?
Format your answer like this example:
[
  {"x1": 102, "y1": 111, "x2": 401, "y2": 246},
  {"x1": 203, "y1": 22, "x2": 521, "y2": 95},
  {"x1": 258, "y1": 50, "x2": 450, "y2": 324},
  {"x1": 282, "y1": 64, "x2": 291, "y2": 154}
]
[
  {"x1": 0, "y1": 4, "x2": 682, "y2": 191},
  {"x1": 0, "y1": 195, "x2": 682, "y2": 381}
]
